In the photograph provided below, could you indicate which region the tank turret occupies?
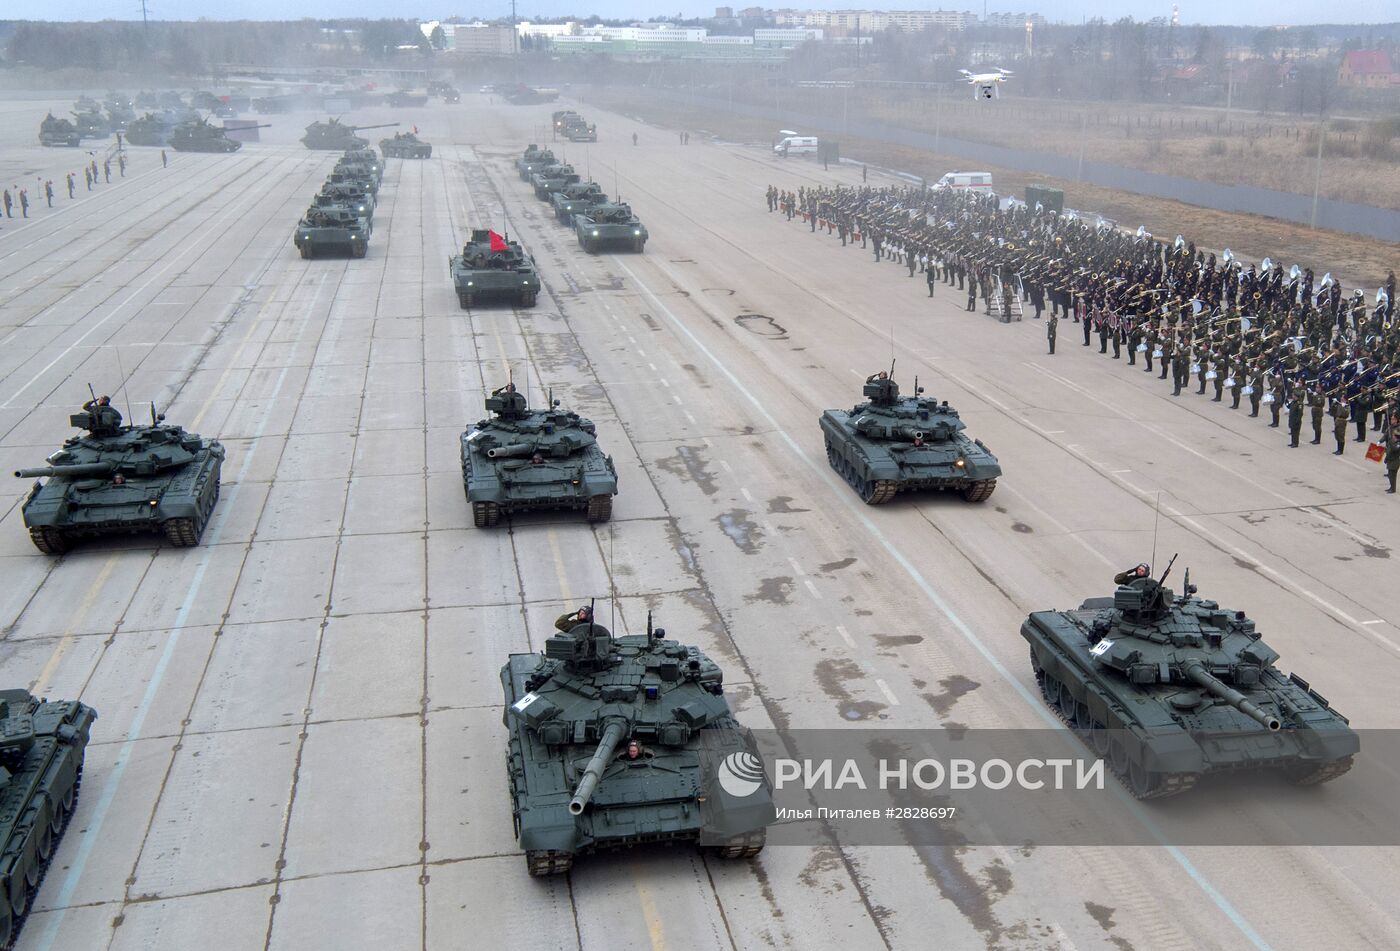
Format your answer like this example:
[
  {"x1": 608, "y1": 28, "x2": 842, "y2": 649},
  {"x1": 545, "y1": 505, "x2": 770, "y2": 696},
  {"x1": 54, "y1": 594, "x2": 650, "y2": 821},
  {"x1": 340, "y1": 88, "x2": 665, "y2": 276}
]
[
  {"x1": 301, "y1": 119, "x2": 400, "y2": 151},
  {"x1": 168, "y1": 117, "x2": 270, "y2": 153},
  {"x1": 1022, "y1": 558, "x2": 1359, "y2": 799},
  {"x1": 500, "y1": 609, "x2": 771, "y2": 875}
]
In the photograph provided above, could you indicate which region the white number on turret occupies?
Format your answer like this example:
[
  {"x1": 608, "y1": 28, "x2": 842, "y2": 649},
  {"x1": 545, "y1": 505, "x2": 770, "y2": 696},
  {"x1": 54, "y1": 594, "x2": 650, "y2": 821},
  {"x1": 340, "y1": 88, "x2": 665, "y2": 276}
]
[
  {"x1": 1089, "y1": 639, "x2": 1114, "y2": 658},
  {"x1": 511, "y1": 692, "x2": 540, "y2": 713}
]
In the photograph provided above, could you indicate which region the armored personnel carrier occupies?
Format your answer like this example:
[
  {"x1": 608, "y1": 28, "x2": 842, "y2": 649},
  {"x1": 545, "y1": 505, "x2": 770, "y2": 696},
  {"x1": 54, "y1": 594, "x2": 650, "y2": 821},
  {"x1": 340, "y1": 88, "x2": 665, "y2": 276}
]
[
  {"x1": 501, "y1": 84, "x2": 558, "y2": 105},
  {"x1": 563, "y1": 118, "x2": 597, "y2": 142},
  {"x1": 335, "y1": 150, "x2": 382, "y2": 184},
  {"x1": 295, "y1": 206, "x2": 370, "y2": 259},
  {"x1": 0, "y1": 689, "x2": 97, "y2": 947},
  {"x1": 1022, "y1": 558, "x2": 1359, "y2": 799},
  {"x1": 379, "y1": 131, "x2": 432, "y2": 159},
  {"x1": 169, "y1": 118, "x2": 270, "y2": 153},
  {"x1": 531, "y1": 163, "x2": 580, "y2": 201},
  {"x1": 501, "y1": 608, "x2": 772, "y2": 875},
  {"x1": 461, "y1": 383, "x2": 616, "y2": 526},
  {"x1": 441, "y1": 87, "x2": 461, "y2": 104},
  {"x1": 14, "y1": 398, "x2": 224, "y2": 553},
  {"x1": 449, "y1": 230, "x2": 542, "y2": 309},
  {"x1": 301, "y1": 118, "x2": 399, "y2": 151},
  {"x1": 821, "y1": 369, "x2": 1000, "y2": 504},
  {"x1": 327, "y1": 165, "x2": 379, "y2": 197},
  {"x1": 574, "y1": 202, "x2": 648, "y2": 254},
  {"x1": 550, "y1": 182, "x2": 606, "y2": 225},
  {"x1": 516, "y1": 145, "x2": 556, "y2": 181},
  {"x1": 124, "y1": 112, "x2": 172, "y2": 146},
  {"x1": 38, "y1": 113, "x2": 81, "y2": 148}
]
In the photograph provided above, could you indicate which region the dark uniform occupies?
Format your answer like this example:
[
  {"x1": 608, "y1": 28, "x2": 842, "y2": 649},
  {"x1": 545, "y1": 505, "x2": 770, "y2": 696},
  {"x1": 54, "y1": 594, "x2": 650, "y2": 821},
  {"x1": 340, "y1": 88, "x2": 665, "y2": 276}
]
[
  {"x1": 1309, "y1": 389, "x2": 1326, "y2": 444},
  {"x1": 1047, "y1": 314, "x2": 1058, "y2": 355},
  {"x1": 1331, "y1": 398, "x2": 1349, "y2": 454},
  {"x1": 1386, "y1": 423, "x2": 1400, "y2": 493},
  {"x1": 1288, "y1": 399, "x2": 1304, "y2": 447}
]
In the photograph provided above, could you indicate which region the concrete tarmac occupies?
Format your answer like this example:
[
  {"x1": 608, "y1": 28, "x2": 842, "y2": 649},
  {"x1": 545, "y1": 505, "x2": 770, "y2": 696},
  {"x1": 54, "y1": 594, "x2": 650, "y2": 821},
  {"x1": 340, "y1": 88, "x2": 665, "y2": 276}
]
[{"x1": 0, "y1": 94, "x2": 1396, "y2": 951}]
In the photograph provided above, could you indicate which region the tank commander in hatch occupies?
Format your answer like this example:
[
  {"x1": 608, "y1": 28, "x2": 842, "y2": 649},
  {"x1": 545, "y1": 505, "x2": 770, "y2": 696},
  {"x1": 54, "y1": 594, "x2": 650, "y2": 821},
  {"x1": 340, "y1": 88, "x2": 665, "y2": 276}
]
[
  {"x1": 82, "y1": 395, "x2": 123, "y2": 432},
  {"x1": 1113, "y1": 563, "x2": 1151, "y2": 586},
  {"x1": 555, "y1": 604, "x2": 594, "y2": 632}
]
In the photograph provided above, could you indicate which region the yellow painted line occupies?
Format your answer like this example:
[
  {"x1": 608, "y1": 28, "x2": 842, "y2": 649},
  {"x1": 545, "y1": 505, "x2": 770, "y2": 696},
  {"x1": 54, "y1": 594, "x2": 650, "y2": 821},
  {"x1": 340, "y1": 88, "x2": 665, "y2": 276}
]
[
  {"x1": 546, "y1": 529, "x2": 573, "y2": 603},
  {"x1": 633, "y1": 871, "x2": 668, "y2": 951},
  {"x1": 31, "y1": 558, "x2": 118, "y2": 696}
]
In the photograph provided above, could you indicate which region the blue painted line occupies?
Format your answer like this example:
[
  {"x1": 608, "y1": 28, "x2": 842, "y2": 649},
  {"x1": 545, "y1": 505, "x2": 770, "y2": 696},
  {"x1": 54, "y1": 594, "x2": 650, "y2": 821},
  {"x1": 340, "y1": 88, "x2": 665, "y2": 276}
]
[{"x1": 615, "y1": 256, "x2": 1274, "y2": 951}]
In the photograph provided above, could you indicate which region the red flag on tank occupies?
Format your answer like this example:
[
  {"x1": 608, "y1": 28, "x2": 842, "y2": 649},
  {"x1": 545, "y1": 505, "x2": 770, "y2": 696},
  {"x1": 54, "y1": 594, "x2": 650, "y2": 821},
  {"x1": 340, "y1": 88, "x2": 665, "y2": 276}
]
[{"x1": 488, "y1": 230, "x2": 509, "y2": 252}]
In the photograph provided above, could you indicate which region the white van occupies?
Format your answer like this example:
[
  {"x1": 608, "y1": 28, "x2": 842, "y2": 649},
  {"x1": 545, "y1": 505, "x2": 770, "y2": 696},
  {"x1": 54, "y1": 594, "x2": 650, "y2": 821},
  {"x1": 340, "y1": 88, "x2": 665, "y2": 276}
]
[
  {"x1": 934, "y1": 171, "x2": 994, "y2": 191},
  {"x1": 774, "y1": 135, "x2": 819, "y2": 157}
]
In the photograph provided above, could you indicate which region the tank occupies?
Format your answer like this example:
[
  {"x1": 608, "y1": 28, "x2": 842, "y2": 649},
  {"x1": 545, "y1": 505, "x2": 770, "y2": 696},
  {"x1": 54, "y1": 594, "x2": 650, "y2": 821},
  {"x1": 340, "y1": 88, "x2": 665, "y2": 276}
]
[
  {"x1": 449, "y1": 230, "x2": 542, "y2": 309},
  {"x1": 501, "y1": 84, "x2": 559, "y2": 105},
  {"x1": 135, "y1": 90, "x2": 159, "y2": 109},
  {"x1": 38, "y1": 113, "x2": 81, "y2": 148},
  {"x1": 190, "y1": 91, "x2": 221, "y2": 111},
  {"x1": 460, "y1": 382, "x2": 617, "y2": 526},
  {"x1": 820, "y1": 368, "x2": 1000, "y2": 504},
  {"x1": 501, "y1": 609, "x2": 772, "y2": 875},
  {"x1": 123, "y1": 112, "x2": 172, "y2": 146},
  {"x1": 574, "y1": 202, "x2": 648, "y2": 254},
  {"x1": 73, "y1": 95, "x2": 101, "y2": 113},
  {"x1": 1022, "y1": 558, "x2": 1359, "y2": 799},
  {"x1": 316, "y1": 184, "x2": 374, "y2": 222},
  {"x1": 14, "y1": 400, "x2": 224, "y2": 554},
  {"x1": 106, "y1": 102, "x2": 135, "y2": 130},
  {"x1": 379, "y1": 131, "x2": 432, "y2": 159},
  {"x1": 335, "y1": 150, "x2": 382, "y2": 184},
  {"x1": 300, "y1": 119, "x2": 399, "y2": 151},
  {"x1": 0, "y1": 689, "x2": 97, "y2": 947},
  {"x1": 531, "y1": 163, "x2": 580, "y2": 201},
  {"x1": 168, "y1": 118, "x2": 270, "y2": 153},
  {"x1": 70, "y1": 110, "x2": 109, "y2": 139},
  {"x1": 295, "y1": 206, "x2": 370, "y2": 259},
  {"x1": 516, "y1": 145, "x2": 556, "y2": 182},
  {"x1": 550, "y1": 181, "x2": 607, "y2": 225},
  {"x1": 562, "y1": 117, "x2": 597, "y2": 142},
  {"x1": 327, "y1": 165, "x2": 379, "y2": 197},
  {"x1": 384, "y1": 90, "x2": 429, "y2": 107},
  {"x1": 441, "y1": 88, "x2": 461, "y2": 103}
]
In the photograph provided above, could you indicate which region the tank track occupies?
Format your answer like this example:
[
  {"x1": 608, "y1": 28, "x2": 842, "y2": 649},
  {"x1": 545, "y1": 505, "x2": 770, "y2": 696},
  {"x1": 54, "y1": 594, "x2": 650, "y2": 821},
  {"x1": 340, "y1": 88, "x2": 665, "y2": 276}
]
[
  {"x1": 1029, "y1": 646, "x2": 1197, "y2": 801},
  {"x1": 586, "y1": 495, "x2": 613, "y2": 523},
  {"x1": 962, "y1": 480, "x2": 997, "y2": 503},
  {"x1": 27, "y1": 526, "x2": 69, "y2": 556},
  {"x1": 472, "y1": 501, "x2": 500, "y2": 528},
  {"x1": 711, "y1": 829, "x2": 766, "y2": 859},
  {"x1": 162, "y1": 517, "x2": 201, "y2": 548},
  {"x1": 525, "y1": 849, "x2": 574, "y2": 877},
  {"x1": 1286, "y1": 756, "x2": 1354, "y2": 786},
  {"x1": 1, "y1": 768, "x2": 82, "y2": 951},
  {"x1": 826, "y1": 441, "x2": 897, "y2": 505}
]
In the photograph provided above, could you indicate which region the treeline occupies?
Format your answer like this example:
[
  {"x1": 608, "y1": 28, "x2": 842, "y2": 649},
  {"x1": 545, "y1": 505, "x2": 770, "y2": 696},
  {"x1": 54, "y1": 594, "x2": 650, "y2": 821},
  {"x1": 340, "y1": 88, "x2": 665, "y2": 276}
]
[{"x1": 0, "y1": 19, "x2": 430, "y2": 74}]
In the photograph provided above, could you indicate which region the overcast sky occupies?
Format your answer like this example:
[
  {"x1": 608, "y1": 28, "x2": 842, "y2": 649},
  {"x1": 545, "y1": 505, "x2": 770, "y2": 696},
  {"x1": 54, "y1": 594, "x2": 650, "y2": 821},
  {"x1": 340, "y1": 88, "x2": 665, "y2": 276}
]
[{"x1": 26, "y1": 1, "x2": 1398, "y2": 27}]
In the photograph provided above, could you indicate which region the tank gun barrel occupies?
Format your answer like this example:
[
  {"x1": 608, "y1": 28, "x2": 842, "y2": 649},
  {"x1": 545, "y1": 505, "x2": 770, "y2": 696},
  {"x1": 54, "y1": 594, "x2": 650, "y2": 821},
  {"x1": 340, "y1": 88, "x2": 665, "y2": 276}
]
[
  {"x1": 350, "y1": 123, "x2": 399, "y2": 132},
  {"x1": 16, "y1": 461, "x2": 117, "y2": 479},
  {"x1": 486, "y1": 442, "x2": 533, "y2": 459},
  {"x1": 1184, "y1": 662, "x2": 1281, "y2": 731},
  {"x1": 568, "y1": 720, "x2": 627, "y2": 816}
]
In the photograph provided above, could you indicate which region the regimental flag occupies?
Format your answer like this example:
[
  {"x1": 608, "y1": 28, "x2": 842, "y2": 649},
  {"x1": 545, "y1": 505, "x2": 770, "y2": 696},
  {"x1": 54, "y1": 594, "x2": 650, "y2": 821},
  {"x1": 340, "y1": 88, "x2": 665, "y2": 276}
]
[
  {"x1": 488, "y1": 230, "x2": 509, "y2": 253},
  {"x1": 1366, "y1": 442, "x2": 1385, "y2": 463}
]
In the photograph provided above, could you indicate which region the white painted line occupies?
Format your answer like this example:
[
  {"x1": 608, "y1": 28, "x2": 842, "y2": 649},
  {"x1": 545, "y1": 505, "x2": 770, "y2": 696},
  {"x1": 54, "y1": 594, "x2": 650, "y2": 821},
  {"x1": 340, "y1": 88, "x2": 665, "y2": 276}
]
[
  {"x1": 875, "y1": 679, "x2": 900, "y2": 706},
  {"x1": 636, "y1": 348, "x2": 647, "y2": 357},
  {"x1": 1111, "y1": 468, "x2": 1132, "y2": 474},
  {"x1": 836, "y1": 624, "x2": 856, "y2": 648},
  {"x1": 719, "y1": 459, "x2": 732, "y2": 472},
  {"x1": 648, "y1": 362, "x2": 658, "y2": 371},
  {"x1": 788, "y1": 557, "x2": 806, "y2": 576},
  {"x1": 803, "y1": 578, "x2": 822, "y2": 599},
  {"x1": 683, "y1": 411, "x2": 697, "y2": 424},
  {"x1": 1363, "y1": 619, "x2": 1387, "y2": 626},
  {"x1": 659, "y1": 378, "x2": 670, "y2": 388},
  {"x1": 740, "y1": 487, "x2": 753, "y2": 502}
]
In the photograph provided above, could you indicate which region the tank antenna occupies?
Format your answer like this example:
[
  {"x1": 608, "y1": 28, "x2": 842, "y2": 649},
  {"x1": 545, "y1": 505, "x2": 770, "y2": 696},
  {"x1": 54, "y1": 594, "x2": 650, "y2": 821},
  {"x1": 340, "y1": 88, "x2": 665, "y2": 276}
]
[
  {"x1": 113, "y1": 346, "x2": 134, "y2": 424},
  {"x1": 609, "y1": 525, "x2": 617, "y2": 634},
  {"x1": 87, "y1": 382, "x2": 97, "y2": 403},
  {"x1": 1150, "y1": 490, "x2": 1161, "y2": 578}
]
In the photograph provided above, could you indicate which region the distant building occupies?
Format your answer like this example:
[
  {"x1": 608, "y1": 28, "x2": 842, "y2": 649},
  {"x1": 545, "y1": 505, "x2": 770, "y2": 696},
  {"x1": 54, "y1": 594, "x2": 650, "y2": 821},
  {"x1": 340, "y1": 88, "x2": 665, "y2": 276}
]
[
  {"x1": 1337, "y1": 49, "x2": 1399, "y2": 88},
  {"x1": 774, "y1": 10, "x2": 972, "y2": 32},
  {"x1": 754, "y1": 27, "x2": 824, "y2": 48},
  {"x1": 983, "y1": 12, "x2": 1046, "y2": 29},
  {"x1": 715, "y1": 6, "x2": 734, "y2": 17}
]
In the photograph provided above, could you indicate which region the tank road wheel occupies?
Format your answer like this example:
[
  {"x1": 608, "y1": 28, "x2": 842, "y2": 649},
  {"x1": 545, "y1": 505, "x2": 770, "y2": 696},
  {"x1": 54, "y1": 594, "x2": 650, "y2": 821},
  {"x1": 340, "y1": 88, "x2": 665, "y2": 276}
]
[
  {"x1": 472, "y1": 501, "x2": 500, "y2": 528},
  {"x1": 825, "y1": 440, "x2": 840, "y2": 472},
  {"x1": 1089, "y1": 719, "x2": 1113, "y2": 756},
  {"x1": 0, "y1": 908, "x2": 11, "y2": 950},
  {"x1": 586, "y1": 495, "x2": 613, "y2": 523},
  {"x1": 1285, "y1": 756, "x2": 1355, "y2": 786},
  {"x1": 9, "y1": 876, "x2": 27, "y2": 920},
  {"x1": 962, "y1": 480, "x2": 996, "y2": 503},
  {"x1": 1041, "y1": 673, "x2": 1061, "y2": 707},
  {"x1": 28, "y1": 526, "x2": 69, "y2": 555},
  {"x1": 1109, "y1": 736, "x2": 1130, "y2": 775},
  {"x1": 1057, "y1": 683, "x2": 1078, "y2": 720},
  {"x1": 163, "y1": 517, "x2": 201, "y2": 547},
  {"x1": 712, "y1": 829, "x2": 766, "y2": 859},
  {"x1": 33, "y1": 821, "x2": 53, "y2": 864},
  {"x1": 1073, "y1": 700, "x2": 1094, "y2": 732},
  {"x1": 526, "y1": 850, "x2": 574, "y2": 877}
]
